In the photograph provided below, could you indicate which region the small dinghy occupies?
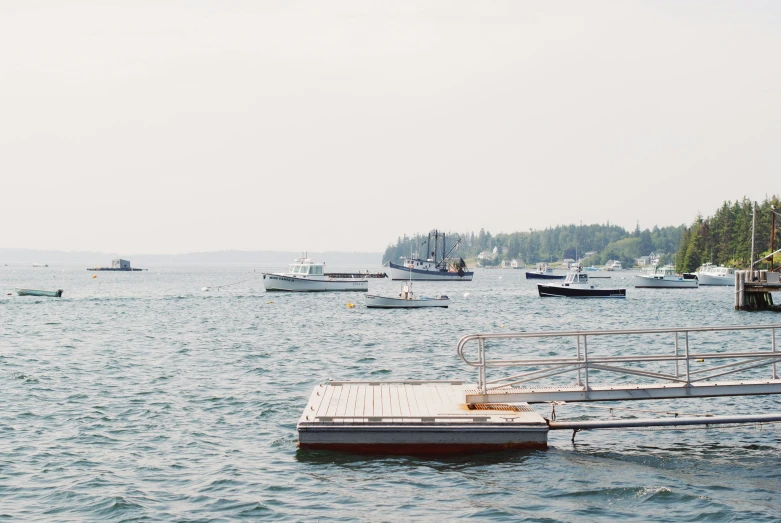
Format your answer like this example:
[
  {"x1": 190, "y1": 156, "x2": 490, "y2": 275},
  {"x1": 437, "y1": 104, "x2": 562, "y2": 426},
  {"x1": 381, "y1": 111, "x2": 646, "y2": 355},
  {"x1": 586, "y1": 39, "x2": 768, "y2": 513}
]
[
  {"x1": 16, "y1": 289, "x2": 64, "y2": 297},
  {"x1": 537, "y1": 270, "x2": 625, "y2": 298},
  {"x1": 365, "y1": 282, "x2": 450, "y2": 308}
]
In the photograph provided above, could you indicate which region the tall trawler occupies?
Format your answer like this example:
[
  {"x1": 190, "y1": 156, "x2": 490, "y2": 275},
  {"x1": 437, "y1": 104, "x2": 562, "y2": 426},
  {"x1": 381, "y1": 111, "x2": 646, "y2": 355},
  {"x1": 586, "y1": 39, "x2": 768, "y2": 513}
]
[{"x1": 386, "y1": 230, "x2": 473, "y2": 281}]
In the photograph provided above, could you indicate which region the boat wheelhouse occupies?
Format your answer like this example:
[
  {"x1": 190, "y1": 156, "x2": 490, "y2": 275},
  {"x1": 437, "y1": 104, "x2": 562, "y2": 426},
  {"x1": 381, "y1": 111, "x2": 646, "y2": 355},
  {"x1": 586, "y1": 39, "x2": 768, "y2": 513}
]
[
  {"x1": 537, "y1": 270, "x2": 626, "y2": 298},
  {"x1": 262, "y1": 258, "x2": 368, "y2": 292}
]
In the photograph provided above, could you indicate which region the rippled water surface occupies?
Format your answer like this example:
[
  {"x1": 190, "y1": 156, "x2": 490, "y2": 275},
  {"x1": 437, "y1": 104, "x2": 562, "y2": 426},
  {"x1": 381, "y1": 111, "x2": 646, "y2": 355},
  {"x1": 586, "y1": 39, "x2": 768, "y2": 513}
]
[{"x1": 2, "y1": 266, "x2": 780, "y2": 521}]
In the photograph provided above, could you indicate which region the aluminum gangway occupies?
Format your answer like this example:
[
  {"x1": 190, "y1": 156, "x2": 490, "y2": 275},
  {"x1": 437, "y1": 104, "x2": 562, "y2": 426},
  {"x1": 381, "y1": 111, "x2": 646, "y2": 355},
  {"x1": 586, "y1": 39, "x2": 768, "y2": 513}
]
[{"x1": 456, "y1": 324, "x2": 781, "y2": 404}]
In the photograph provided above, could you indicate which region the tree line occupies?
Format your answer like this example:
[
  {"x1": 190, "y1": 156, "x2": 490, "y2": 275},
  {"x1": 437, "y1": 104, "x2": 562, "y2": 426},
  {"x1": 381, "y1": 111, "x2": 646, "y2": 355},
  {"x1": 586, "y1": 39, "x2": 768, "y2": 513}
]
[
  {"x1": 675, "y1": 196, "x2": 780, "y2": 273},
  {"x1": 382, "y1": 223, "x2": 684, "y2": 268}
]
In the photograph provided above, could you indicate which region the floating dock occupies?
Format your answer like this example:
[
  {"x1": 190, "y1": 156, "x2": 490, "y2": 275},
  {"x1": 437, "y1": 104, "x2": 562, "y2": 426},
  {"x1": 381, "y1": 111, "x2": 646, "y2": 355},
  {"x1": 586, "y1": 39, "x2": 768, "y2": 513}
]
[
  {"x1": 298, "y1": 324, "x2": 781, "y2": 454},
  {"x1": 87, "y1": 258, "x2": 147, "y2": 271},
  {"x1": 297, "y1": 380, "x2": 548, "y2": 454}
]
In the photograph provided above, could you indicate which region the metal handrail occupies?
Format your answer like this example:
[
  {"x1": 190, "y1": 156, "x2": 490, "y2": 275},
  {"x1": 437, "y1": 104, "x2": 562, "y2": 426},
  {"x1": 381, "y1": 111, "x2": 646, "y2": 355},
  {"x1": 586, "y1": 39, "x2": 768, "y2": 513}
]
[{"x1": 456, "y1": 324, "x2": 781, "y2": 394}]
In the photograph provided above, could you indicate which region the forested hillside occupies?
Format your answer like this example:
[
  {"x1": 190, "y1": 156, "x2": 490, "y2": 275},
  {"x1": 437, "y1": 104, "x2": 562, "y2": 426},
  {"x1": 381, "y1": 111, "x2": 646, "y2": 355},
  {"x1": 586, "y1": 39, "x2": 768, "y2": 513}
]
[
  {"x1": 382, "y1": 223, "x2": 684, "y2": 268},
  {"x1": 675, "y1": 196, "x2": 780, "y2": 273}
]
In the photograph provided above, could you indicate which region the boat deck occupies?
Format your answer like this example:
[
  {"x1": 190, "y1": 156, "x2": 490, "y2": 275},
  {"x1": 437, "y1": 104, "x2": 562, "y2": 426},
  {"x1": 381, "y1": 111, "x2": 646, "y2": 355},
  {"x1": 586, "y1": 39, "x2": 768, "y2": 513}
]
[{"x1": 297, "y1": 380, "x2": 548, "y2": 454}]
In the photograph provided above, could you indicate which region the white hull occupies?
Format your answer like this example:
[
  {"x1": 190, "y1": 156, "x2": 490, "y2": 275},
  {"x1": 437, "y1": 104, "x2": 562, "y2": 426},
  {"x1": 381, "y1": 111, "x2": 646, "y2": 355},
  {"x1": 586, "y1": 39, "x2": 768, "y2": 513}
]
[
  {"x1": 633, "y1": 275, "x2": 698, "y2": 288},
  {"x1": 262, "y1": 273, "x2": 368, "y2": 292},
  {"x1": 696, "y1": 273, "x2": 734, "y2": 286},
  {"x1": 365, "y1": 294, "x2": 450, "y2": 308},
  {"x1": 388, "y1": 265, "x2": 473, "y2": 281}
]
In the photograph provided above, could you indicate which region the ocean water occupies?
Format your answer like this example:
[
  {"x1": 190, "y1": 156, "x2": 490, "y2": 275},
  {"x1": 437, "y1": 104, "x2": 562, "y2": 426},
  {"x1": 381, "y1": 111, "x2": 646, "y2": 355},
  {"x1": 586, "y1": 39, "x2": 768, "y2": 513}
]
[{"x1": 1, "y1": 266, "x2": 780, "y2": 522}]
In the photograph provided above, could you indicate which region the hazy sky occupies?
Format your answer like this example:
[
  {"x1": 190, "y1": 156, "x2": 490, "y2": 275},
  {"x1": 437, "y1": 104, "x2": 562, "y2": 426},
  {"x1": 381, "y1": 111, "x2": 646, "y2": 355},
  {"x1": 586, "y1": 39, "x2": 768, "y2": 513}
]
[{"x1": 2, "y1": 1, "x2": 779, "y2": 253}]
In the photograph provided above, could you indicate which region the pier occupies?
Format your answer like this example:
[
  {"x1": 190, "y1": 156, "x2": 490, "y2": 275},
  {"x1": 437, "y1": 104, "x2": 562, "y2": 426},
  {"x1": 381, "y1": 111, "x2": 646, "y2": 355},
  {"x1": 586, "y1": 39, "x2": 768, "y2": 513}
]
[
  {"x1": 734, "y1": 270, "x2": 781, "y2": 311},
  {"x1": 298, "y1": 324, "x2": 781, "y2": 454}
]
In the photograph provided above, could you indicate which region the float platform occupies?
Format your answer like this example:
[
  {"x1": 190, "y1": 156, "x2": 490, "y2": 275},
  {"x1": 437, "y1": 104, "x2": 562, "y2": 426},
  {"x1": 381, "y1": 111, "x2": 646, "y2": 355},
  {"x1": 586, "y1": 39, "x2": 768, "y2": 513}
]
[{"x1": 297, "y1": 380, "x2": 548, "y2": 454}]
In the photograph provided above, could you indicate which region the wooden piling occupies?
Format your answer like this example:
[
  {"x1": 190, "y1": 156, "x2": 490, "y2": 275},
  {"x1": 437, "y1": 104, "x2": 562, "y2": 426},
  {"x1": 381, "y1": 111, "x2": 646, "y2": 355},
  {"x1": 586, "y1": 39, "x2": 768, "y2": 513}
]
[{"x1": 735, "y1": 270, "x2": 781, "y2": 311}]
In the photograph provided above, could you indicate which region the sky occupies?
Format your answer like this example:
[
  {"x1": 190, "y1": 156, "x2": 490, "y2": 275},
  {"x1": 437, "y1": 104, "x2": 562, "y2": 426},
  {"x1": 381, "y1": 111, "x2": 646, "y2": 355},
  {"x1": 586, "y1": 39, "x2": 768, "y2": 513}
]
[{"x1": 1, "y1": 1, "x2": 779, "y2": 254}]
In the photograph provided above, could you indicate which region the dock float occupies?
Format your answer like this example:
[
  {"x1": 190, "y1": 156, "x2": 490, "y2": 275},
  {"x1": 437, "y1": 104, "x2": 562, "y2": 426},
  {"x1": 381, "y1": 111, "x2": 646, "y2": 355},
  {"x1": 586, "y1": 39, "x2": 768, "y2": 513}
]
[{"x1": 297, "y1": 380, "x2": 548, "y2": 454}]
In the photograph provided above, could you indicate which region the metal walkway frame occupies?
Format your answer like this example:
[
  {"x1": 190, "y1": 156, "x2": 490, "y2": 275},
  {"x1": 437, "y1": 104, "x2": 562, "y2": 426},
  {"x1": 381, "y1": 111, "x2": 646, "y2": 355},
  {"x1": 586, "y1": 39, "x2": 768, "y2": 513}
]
[{"x1": 456, "y1": 324, "x2": 781, "y2": 404}]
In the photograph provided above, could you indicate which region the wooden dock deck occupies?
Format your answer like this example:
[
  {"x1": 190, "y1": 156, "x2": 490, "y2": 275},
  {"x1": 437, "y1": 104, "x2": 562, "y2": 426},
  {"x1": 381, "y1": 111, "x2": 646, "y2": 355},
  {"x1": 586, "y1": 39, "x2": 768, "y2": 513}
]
[{"x1": 297, "y1": 380, "x2": 549, "y2": 454}]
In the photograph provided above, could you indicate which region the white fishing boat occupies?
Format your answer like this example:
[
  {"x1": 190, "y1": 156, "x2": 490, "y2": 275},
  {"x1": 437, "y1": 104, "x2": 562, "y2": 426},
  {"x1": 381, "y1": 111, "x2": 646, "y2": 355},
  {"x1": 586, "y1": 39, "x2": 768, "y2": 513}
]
[
  {"x1": 262, "y1": 258, "x2": 368, "y2": 292},
  {"x1": 386, "y1": 230, "x2": 472, "y2": 281},
  {"x1": 633, "y1": 265, "x2": 698, "y2": 289},
  {"x1": 695, "y1": 263, "x2": 735, "y2": 286},
  {"x1": 604, "y1": 260, "x2": 623, "y2": 271},
  {"x1": 365, "y1": 281, "x2": 450, "y2": 308}
]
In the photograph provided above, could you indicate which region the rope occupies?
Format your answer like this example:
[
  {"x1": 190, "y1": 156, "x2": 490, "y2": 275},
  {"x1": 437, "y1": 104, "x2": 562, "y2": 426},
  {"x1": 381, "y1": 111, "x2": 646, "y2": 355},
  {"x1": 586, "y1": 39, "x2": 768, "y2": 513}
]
[{"x1": 203, "y1": 274, "x2": 257, "y2": 291}]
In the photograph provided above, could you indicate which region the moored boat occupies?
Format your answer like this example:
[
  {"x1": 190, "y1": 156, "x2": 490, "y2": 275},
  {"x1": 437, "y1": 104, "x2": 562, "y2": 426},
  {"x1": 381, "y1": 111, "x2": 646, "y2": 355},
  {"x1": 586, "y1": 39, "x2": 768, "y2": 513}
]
[
  {"x1": 16, "y1": 289, "x2": 63, "y2": 297},
  {"x1": 537, "y1": 270, "x2": 626, "y2": 298},
  {"x1": 695, "y1": 263, "x2": 735, "y2": 286},
  {"x1": 633, "y1": 265, "x2": 698, "y2": 289},
  {"x1": 365, "y1": 282, "x2": 450, "y2": 308},
  {"x1": 386, "y1": 230, "x2": 473, "y2": 281},
  {"x1": 525, "y1": 263, "x2": 565, "y2": 280},
  {"x1": 262, "y1": 258, "x2": 368, "y2": 292}
]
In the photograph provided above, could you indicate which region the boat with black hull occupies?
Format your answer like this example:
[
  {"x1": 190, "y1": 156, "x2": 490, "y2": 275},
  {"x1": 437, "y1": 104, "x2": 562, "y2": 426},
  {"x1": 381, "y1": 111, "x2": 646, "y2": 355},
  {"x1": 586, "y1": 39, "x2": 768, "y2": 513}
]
[
  {"x1": 525, "y1": 263, "x2": 565, "y2": 280},
  {"x1": 538, "y1": 270, "x2": 626, "y2": 298},
  {"x1": 386, "y1": 230, "x2": 473, "y2": 281}
]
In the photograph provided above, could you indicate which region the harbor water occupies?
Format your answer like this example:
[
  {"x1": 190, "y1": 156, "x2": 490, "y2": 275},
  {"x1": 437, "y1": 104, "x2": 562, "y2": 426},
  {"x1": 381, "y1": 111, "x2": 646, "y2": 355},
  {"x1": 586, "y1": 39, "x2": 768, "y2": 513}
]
[{"x1": 1, "y1": 266, "x2": 780, "y2": 521}]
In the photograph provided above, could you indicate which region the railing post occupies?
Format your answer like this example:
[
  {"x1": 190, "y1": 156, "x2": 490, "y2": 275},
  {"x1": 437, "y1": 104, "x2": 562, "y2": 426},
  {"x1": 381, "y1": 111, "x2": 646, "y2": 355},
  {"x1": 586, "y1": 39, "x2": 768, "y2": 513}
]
[
  {"x1": 674, "y1": 332, "x2": 679, "y2": 378},
  {"x1": 478, "y1": 337, "x2": 486, "y2": 393},
  {"x1": 773, "y1": 328, "x2": 778, "y2": 380},
  {"x1": 576, "y1": 335, "x2": 582, "y2": 386},
  {"x1": 684, "y1": 331, "x2": 690, "y2": 384},
  {"x1": 583, "y1": 335, "x2": 589, "y2": 392}
]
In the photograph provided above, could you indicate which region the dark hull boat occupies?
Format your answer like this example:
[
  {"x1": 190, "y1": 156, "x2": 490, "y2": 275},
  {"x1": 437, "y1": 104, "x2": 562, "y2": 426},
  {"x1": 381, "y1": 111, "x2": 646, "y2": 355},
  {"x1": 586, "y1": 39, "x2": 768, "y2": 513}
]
[
  {"x1": 526, "y1": 272, "x2": 565, "y2": 280},
  {"x1": 538, "y1": 284, "x2": 626, "y2": 298},
  {"x1": 537, "y1": 270, "x2": 626, "y2": 298}
]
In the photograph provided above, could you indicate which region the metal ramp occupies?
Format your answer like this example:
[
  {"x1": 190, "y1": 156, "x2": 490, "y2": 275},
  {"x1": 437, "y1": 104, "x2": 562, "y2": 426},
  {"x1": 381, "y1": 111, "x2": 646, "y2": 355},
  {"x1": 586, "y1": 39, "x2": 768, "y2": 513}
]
[{"x1": 457, "y1": 324, "x2": 781, "y2": 404}]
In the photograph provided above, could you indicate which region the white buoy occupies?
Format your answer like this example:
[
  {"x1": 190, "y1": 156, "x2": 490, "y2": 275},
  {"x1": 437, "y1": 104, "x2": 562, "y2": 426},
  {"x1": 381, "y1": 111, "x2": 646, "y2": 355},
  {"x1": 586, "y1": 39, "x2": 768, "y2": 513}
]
[
  {"x1": 201, "y1": 287, "x2": 210, "y2": 291},
  {"x1": 463, "y1": 292, "x2": 471, "y2": 298},
  {"x1": 498, "y1": 276, "x2": 503, "y2": 280}
]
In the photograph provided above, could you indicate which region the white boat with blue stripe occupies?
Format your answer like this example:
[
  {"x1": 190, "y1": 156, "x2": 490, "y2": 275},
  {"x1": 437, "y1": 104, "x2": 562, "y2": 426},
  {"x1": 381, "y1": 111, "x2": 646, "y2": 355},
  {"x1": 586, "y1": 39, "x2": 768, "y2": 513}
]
[{"x1": 262, "y1": 258, "x2": 368, "y2": 292}]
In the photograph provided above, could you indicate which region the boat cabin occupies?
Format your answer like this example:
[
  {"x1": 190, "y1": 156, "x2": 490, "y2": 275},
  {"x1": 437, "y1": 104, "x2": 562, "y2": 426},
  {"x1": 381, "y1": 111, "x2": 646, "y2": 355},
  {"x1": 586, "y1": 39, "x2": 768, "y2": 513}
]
[
  {"x1": 698, "y1": 263, "x2": 734, "y2": 277},
  {"x1": 561, "y1": 272, "x2": 590, "y2": 286},
  {"x1": 535, "y1": 263, "x2": 554, "y2": 274},
  {"x1": 285, "y1": 258, "x2": 325, "y2": 277}
]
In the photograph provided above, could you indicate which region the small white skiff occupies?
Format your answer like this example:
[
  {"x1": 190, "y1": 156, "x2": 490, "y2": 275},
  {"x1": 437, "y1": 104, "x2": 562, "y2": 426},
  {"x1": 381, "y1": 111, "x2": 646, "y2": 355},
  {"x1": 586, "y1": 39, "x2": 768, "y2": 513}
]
[
  {"x1": 365, "y1": 282, "x2": 450, "y2": 308},
  {"x1": 263, "y1": 258, "x2": 368, "y2": 292}
]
